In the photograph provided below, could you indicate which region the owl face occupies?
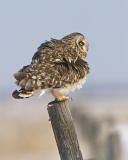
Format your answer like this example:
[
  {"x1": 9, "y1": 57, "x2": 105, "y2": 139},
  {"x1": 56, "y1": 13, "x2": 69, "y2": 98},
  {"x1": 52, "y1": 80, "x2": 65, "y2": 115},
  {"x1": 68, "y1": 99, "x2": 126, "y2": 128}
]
[
  {"x1": 62, "y1": 32, "x2": 88, "y2": 59},
  {"x1": 76, "y1": 36, "x2": 88, "y2": 58}
]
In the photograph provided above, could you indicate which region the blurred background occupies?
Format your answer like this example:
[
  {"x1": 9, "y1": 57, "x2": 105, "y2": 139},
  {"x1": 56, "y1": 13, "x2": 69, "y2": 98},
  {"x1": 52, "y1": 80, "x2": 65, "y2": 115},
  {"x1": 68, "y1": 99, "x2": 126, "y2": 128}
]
[{"x1": 0, "y1": 0, "x2": 128, "y2": 160}]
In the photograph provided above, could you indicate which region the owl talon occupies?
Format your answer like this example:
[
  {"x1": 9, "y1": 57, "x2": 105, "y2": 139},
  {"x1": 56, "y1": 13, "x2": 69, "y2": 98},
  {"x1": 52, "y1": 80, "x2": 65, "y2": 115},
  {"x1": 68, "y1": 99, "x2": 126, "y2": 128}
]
[{"x1": 56, "y1": 96, "x2": 70, "y2": 102}]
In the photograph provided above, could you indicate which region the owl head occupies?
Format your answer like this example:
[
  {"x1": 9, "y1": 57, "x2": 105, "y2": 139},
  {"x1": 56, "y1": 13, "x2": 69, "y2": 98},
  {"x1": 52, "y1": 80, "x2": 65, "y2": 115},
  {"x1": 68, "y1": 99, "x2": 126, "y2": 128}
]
[{"x1": 61, "y1": 32, "x2": 88, "y2": 60}]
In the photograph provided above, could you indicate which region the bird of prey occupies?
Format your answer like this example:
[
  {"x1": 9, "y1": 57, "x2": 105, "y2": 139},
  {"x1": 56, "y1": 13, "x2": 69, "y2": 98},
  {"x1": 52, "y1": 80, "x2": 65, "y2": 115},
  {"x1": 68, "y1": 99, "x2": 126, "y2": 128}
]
[{"x1": 12, "y1": 32, "x2": 89, "y2": 101}]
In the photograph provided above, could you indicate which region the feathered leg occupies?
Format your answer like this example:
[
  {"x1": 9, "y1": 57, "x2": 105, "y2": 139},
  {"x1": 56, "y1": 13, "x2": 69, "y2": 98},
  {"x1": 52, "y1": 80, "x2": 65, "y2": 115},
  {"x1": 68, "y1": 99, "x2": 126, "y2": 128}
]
[{"x1": 50, "y1": 89, "x2": 69, "y2": 101}]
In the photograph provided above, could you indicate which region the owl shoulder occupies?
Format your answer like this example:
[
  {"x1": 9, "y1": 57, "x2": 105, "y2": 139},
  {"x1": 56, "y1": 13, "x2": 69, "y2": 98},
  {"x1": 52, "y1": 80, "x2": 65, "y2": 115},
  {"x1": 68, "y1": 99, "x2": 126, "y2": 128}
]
[{"x1": 32, "y1": 39, "x2": 64, "y2": 63}]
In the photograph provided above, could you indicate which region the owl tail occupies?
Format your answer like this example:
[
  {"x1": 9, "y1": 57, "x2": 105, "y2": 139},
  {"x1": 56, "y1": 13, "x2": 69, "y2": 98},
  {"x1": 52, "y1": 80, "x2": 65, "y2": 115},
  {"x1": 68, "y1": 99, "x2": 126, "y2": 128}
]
[{"x1": 12, "y1": 89, "x2": 34, "y2": 99}]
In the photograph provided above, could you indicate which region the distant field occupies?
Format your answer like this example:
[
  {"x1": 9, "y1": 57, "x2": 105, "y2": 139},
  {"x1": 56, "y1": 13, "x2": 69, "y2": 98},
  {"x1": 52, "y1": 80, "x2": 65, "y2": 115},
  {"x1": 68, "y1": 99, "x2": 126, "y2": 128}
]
[{"x1": 0, "y1": 96, "x2": 128, "y2": 160}]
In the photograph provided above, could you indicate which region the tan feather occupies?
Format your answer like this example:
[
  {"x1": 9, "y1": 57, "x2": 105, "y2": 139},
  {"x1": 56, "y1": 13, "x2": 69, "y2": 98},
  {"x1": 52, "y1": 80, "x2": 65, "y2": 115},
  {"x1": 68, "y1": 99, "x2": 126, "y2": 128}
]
[
  {"x1": 12, "y1": 89, "x2": 33, "y2": 99},
  {"x1": 25, "y1": 79, "x2": 33, "y2": 90},
  {"x1": 14, "y1": 72, "x2": 26, "y2": 81},
  {"x1": 19, "y1": 79, "x2": 27, "y2": 88}
]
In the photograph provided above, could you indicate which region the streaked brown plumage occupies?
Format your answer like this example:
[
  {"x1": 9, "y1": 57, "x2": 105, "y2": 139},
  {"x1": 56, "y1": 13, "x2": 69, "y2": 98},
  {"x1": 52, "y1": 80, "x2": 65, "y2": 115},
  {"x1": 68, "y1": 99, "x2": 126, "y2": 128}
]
[{"x1": 12, "y1": 32, "x2": 89, "y2": 101}]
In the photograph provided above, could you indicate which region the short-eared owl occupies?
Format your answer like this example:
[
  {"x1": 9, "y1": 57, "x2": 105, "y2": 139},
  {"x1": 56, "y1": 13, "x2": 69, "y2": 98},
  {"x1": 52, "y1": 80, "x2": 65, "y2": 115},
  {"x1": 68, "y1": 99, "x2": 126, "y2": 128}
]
[{"x1": 12, "y1": 32, "x2": 89, "y2": 101}]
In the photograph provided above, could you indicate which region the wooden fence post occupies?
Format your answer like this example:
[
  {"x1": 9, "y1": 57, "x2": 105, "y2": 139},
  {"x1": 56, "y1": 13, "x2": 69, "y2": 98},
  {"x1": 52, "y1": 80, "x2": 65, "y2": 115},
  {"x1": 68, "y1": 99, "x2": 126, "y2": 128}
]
[{"x1": 47, "y1": 100, "x2": 84, "y2": 160}]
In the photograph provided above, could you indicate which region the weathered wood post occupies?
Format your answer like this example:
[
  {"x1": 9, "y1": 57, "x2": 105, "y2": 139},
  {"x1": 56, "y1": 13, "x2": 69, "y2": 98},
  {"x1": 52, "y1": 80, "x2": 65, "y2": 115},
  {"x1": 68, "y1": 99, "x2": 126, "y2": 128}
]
[{"x1": 47, "y1": 100, "x2": 83, "y2": 160}]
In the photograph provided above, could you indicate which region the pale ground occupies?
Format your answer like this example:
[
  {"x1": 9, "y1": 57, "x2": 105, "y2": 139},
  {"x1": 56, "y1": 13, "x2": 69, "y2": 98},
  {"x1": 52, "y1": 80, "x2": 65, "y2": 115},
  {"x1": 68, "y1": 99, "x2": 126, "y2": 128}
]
[{"x1": 0, "y1": 95, "x2": 128, "y2": 160}]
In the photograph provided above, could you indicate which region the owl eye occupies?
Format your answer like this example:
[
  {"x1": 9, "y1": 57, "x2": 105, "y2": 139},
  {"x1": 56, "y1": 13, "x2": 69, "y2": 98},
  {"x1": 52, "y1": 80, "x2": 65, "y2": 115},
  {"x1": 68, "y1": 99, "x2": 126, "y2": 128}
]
[{"x1": 79, "y1": 41, "x2": 85, "y2": 46}]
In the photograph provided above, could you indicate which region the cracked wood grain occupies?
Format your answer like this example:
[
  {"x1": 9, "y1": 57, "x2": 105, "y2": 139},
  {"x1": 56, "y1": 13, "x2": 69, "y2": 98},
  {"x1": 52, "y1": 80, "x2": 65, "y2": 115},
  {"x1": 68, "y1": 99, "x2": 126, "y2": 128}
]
[{"x1": 47, "y1": 100, "x2": 83, "y2": 160}]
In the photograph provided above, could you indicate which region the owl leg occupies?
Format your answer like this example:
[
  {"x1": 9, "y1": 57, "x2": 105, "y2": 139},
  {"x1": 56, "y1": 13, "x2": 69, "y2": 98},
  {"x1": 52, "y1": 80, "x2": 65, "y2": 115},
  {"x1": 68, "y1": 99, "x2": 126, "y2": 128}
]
[{"x1": 50, "y1": 89, "x2": 70, "y2": 101}]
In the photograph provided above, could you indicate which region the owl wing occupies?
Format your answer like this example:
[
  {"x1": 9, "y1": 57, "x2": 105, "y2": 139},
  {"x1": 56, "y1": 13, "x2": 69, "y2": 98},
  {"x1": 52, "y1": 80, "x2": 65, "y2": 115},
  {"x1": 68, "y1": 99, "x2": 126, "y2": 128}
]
[
  {"x1": 14, "y1": 38, "x2": 86, "y2": 91},
  {"x1": 13, "y1": 39, "x2": 65, "y2": 91},
  {"x1": 32, "y1": 39, "x2": 78, "y2": 64},
  {"x1": 14, "y1": 60, "x2": 77, "y2": 91},
  {"x1": 32, "y1": 39, "x2": 64, "y2": 63}
]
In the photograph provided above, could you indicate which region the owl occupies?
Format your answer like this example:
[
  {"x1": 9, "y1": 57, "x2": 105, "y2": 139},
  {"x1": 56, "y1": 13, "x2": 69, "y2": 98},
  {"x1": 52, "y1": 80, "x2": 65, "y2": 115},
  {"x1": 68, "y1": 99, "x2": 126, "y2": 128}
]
[{"x1": 12, "y1": 32, "x2": 89, "y2": 101}]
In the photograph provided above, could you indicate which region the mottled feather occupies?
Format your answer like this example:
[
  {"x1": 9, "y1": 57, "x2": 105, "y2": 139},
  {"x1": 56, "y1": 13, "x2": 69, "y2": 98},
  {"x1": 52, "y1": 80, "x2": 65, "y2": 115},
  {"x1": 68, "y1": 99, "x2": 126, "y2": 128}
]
[{"x1": 12, "y1": 32, "x2": 89, "y2": 100}]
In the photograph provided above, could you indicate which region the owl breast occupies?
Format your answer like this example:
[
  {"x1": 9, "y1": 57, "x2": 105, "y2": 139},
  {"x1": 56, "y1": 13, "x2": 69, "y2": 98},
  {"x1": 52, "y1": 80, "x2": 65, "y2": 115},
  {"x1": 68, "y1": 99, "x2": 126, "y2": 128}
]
[
  {"x1": 54, "y1": 58, "x2": 89, "y2": 95},
  {"x1": 56, "y1": 74, "x2": 87, "y2": 95}
]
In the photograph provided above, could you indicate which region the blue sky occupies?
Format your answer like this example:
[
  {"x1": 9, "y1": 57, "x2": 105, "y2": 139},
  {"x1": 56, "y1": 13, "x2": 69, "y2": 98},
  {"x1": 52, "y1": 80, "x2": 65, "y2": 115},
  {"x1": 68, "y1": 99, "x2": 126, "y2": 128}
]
[{"x1": 0, "y1": 0, "x2": 127, "y2": 93}]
